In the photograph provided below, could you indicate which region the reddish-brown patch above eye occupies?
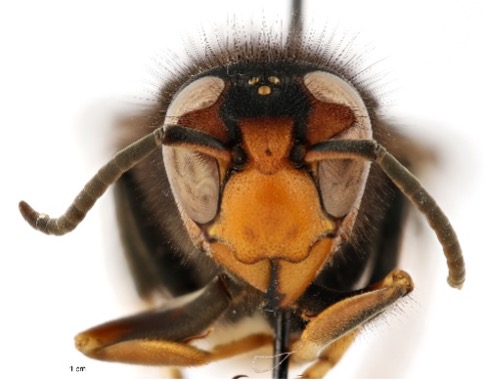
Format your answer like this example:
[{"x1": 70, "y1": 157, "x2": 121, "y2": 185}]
[
  {"x1": 301, "y1": 70, "x2": 372, "y2": 145},
  {"x1": 165, "y1": 75, "x2": 229, "y2": 143},
  {"x1": 177, "y1": 97, "x2": 230, "y2": 144},
  {"x1": 306, "y1": 100, "x2": 356, "y2": 145}
]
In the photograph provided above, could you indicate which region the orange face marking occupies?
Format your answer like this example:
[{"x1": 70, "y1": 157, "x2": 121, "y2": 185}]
[
  {"x1": 208, "y1": 237, "x2": 334, "y2": 307},
  {"x1": 206, "y1": 117, "x2": 337, "y2": 306},
  {"x1": 239, "y1": 117, "x2": 294, "y2": 174}
]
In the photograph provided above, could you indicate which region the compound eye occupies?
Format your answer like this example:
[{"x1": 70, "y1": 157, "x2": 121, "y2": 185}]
[
  {"x1": 161, "y1": 75, "x2": 226, "y2": 224},
  {"x1": 163, "y1": 146, "x2": 219, "y2": 224},
  {"x1": 317, "y1": 159, "x2": 366, "y2": 218},
  {"x1": 304, "y1": 71, "x2": 372, "y2": 218}
]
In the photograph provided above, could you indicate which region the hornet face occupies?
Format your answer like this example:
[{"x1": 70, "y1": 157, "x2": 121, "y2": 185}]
[{"x1": 162, "y1": 62, "x2": 372, "y2": 307}]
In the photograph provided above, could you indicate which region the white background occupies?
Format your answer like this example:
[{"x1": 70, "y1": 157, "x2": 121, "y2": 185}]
[{"x1": 1, "y1": 0, "x2": 486, "y2": 379}]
